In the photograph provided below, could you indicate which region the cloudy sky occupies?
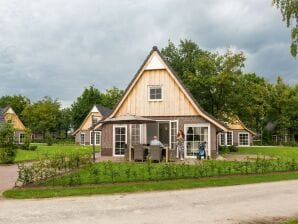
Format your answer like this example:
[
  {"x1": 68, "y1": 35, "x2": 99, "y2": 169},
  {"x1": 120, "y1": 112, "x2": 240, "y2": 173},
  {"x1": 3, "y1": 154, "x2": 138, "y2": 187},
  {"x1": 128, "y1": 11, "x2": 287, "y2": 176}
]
[{"x1": 0, "y1": 0, "x2": 297, "y2": 107}]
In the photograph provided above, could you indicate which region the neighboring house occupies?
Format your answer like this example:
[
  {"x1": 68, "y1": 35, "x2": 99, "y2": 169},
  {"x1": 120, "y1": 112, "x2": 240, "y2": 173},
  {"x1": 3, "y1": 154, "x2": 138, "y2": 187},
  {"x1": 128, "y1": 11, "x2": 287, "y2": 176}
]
[
  {"x1": 95, "y1": 46, "x2": 228, "y2": 158},
  {"x1": 218, "y1": 115, "x2": 256, "y2": 146},
  {"x1": 73, "y1": 104, "x2": 112, "y2": 145},
  {"x1": 265, "y1": 121, "x2": 298, "y2": 144},
  {"x1": 0, "y1": 106, "x2": 26, "y2": 144}
]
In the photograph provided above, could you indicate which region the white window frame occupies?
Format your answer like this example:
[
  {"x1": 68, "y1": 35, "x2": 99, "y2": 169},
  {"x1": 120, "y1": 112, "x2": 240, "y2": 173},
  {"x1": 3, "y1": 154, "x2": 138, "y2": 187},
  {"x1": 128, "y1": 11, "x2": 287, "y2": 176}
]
[
  {"x1": 219, "y1": 132, "x2": 225, "y2": 146},
  {"x1": 148, "y1": 85, "x2": 163, "y2": 101},
  {"x1": 113, "y1": 125, "x2": 127, "y2": 157},
  {"x1": 90, "y1": 131, "x2": 101, "y2": 146},
  {"x1": 130, "y1": 124, "x2": 141, "y2": 146},
  {"x1": 226, "y1": 131, "x2": 233, "y2": 146},
  {"x1": 238, "y1": 132, "x2": 249, "y2": 146},
  {"x1": 80, "y1": 133, "x2": 85, "y2": 145},
  {"x1": 170, "y1": 120, "x2": 179, "y2": 150},
  {"x1": 19, "y1": 133, "x2": 25, "y2": 144},
  {"x1": 184, "y1": 123, "x2": 211, "y2": 158}
]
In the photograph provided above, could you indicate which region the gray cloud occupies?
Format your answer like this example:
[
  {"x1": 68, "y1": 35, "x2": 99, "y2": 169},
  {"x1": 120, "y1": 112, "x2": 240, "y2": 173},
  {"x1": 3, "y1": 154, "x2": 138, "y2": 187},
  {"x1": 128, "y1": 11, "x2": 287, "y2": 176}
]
[{"x1": 0, "y1": 0, "x2": 297, "y2": 107}]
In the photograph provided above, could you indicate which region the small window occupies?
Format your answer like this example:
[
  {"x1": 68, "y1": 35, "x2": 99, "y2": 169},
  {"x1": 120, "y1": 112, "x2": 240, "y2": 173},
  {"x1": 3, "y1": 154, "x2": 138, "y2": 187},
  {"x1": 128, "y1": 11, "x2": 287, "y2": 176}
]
[
  {"x1": 227, "y1": 131, "x2": 232, "y2": 145},
  {"x1": 93, "y1": 117, "x2": 98, "y2": 125},
  {"x1": 80, "y1": 133, "x2": 85, "y2": 145},
  {"x1": 19, "y1": 133, "x2": 25, "y2": 144},
  {"x1": 149, "y1": 86, "x2": 162, "y2": 101}
]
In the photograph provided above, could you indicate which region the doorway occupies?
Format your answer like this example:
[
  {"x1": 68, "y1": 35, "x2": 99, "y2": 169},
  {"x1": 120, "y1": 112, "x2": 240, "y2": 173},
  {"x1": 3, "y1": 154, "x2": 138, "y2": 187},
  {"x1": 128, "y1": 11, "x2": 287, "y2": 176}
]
[{"x1": 158, "y1": 122, "x2": 170, "y2": 146}]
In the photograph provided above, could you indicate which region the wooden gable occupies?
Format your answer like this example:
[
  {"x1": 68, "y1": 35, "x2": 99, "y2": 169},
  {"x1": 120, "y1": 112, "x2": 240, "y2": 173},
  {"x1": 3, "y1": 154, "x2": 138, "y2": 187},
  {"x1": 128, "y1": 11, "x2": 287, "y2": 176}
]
[
  {"x1": 4, "y1": 107, "x2": 26, "y2": 131},
  {"x1": 111, "y1": 47, "x2": 227, "y2": 131},
  {"x1": 79, "y1": 105, "x2": 103, "y2": 130},
  {"x1": 115, "y1": 52, "x2": 197, "y2": 116}
]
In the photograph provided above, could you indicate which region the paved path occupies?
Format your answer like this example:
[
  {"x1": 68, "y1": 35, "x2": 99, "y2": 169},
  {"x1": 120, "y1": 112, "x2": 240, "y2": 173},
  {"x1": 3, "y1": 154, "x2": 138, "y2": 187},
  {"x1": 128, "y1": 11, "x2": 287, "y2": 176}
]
[
  {"x1": 1, "y1": 180, "x2": 298, "y2": 224},
  {"x1": 0, "y1": 164, "x2": 18, "y2": 195}
]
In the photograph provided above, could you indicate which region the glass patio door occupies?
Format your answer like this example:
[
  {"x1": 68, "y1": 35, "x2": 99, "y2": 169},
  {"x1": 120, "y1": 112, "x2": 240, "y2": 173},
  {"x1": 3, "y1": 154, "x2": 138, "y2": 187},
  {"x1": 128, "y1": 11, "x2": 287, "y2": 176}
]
[
  {"x1": 185, "y1": 126, "x2": 208, "y2": 157},
  {"x1": 114, "y1": 126, "x2": 126, "y2": 156}
]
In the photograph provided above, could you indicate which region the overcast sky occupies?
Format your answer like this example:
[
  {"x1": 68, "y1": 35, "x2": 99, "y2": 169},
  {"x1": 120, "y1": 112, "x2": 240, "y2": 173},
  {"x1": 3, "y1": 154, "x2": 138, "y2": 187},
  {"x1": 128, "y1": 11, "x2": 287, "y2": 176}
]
[{"x1": 0, "y1": 0, "x2": 297, "y2": 107}]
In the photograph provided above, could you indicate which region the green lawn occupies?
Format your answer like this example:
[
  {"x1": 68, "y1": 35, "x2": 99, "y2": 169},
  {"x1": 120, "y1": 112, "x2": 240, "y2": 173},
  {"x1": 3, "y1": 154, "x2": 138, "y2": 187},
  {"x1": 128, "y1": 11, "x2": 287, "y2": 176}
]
[
  {"x1": 4, "y1": 171, "x2": 298, "y2": 199},
  {"x1": 15, "y1": 144, "x2": 99, "y2": 162},
  {"x1": 282, "y1": 218, "x2": 298, "y2": 224},
  {"x1": 228, "y1": 146, "x2": 298, "y2": 159}
]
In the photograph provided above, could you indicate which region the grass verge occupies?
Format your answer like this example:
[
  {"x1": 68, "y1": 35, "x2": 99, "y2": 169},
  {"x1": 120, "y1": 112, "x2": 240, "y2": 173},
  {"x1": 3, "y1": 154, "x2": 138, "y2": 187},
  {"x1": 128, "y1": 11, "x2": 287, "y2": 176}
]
[{"x1": 4, "y1": 171, "x2": 298, "y2": 199}]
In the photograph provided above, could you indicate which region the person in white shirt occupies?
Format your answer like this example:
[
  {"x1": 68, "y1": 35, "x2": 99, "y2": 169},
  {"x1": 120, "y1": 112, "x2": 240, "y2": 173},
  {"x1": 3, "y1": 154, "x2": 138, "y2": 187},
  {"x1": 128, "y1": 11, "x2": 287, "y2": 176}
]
[{"x1": 150, "y1": 136, "x2": 164, "y2": 148}]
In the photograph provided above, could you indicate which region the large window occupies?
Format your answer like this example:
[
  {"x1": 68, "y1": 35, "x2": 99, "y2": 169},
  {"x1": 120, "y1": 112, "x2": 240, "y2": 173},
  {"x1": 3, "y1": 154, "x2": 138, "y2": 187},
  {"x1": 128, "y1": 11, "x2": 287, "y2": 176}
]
[
  {"x1": 149, "y1": 86, "x2": 162, "y2": 100},
  {"x1": 239, "y1": 133, "x2": 249, "y2": 146},
  {"x1": 80, "y1": 133, "x2": 85, "y2": 145},
  {"x1": 131, "y1": 124, "x2": 140, "y2": 145},
  {"x1": 227, "y1": 131, "x2": 232, "y2": 145},
  {"x1": 114, "y1": 126, "x2": 126, "y2": 155},
  {"x1": 90, "y1": 131, "x2": 101, "y2": 145},
  {"x1": 170, "y1": 121, "x2": 178, "y2": 150},
  {"x1": 185, "y1": 126, "x2": 208, "y2": 157}
]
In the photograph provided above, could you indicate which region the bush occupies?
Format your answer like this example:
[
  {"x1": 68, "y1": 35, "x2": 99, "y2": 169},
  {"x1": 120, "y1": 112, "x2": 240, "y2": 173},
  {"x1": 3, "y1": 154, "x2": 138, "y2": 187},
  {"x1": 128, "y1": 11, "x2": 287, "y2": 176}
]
[
  {"x1": 228, "y1": 145, "x2": 238, "y2": 152},
  {"x1": 219, "y1": 145, "x2": 229, "y2": 153},
  {"x1": 16, "y1": 152, "x2": 92, "y2": 186},
  {"x1": 0, "y1": 147, "x2": 17, "y2": 164},
  {"x1": 0, "y1": 123, "x2": 16, "y2": 164},
  {"x1": 45, "y1": 132, "x2": 54, "y2": 146},
  {"x1": 219, "y1": 145, "x2": 238, "y2": 153},
  {"x1": 29, "y1": 145, "x2": 38, "y2": 151}
]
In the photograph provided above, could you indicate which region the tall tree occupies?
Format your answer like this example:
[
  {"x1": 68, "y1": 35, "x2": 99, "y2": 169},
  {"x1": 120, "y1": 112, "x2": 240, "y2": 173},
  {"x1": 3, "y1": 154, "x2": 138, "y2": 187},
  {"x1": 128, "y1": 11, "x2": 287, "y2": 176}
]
[
  {"x1": 272, "y1": 0, "x2": 298, "y2": 57},
  {"x1": 58, "y1": 108, "x2": 72, "y2": 138},
  {"x1": 101, "y1": 87, "x2": 123, "y2": 109},
  {"x1": 0, "y1": 95, "x2": 30, "y2": 118},
  {"x1": 21, "y1": 97, "x2": 61, "y2": 135},
  {"x1": 71, "y1": 86, "x2": 102, "y2": 130}
]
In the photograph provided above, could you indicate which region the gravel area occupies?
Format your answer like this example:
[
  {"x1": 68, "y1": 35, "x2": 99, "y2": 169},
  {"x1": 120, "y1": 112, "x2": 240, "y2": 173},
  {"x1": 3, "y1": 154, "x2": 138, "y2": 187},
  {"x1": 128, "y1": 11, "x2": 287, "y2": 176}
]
[{"x1": 0, "y1": 180, "x2": 298, "y2": 224}]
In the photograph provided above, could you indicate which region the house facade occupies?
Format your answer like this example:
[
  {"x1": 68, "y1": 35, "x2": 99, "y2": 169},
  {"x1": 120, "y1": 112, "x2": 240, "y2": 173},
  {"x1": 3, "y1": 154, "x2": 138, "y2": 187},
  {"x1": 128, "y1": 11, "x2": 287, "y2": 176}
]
[
  {"x1": 98, "y1": 46, "x2": 228, "y2": 158},
  {"x1": 0, "y1": 106, "x2": 26, "y2": 144},
  {"x1": 73, "y1": 105, "x2": 112, "y2": 145},
  {"x1": 218, "y1": 116, "x2": 256, "y2": 146}
]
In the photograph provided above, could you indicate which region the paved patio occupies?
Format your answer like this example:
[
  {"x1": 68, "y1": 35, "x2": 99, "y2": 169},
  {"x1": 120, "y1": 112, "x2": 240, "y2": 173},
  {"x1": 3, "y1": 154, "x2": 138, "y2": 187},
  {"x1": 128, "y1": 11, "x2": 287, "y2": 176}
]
[{"x1": 0, "y1": 164, "x2": 18, "y2": 196}]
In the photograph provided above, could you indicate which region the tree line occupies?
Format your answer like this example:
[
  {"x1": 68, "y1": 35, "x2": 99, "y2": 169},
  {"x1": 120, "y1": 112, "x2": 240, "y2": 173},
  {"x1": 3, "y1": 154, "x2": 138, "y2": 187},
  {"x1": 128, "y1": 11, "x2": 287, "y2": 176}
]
[
  {"x1": 0, "y1": 40, "x2": 297, "y2": 144},
  {"x1": 161, "y1": 40, "x2": 298, "y2": 144},
  {"x1": 0, "y1": 86, "x2": 123, "y2": 140}
]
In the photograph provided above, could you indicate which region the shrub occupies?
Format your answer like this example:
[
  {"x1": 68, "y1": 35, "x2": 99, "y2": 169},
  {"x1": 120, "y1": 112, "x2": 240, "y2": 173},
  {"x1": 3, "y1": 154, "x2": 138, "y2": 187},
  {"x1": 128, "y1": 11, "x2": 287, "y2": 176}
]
[
  {"x1": 218, "y1": 145, "x2": 229, "y2": 153},
  {"x1": 29, "y1": 145, "x2": 38, "y2": 151},
  {"x1": 228, "y1": 145, "x2": 238, "y2": 152},
  {"x1": 45, "y1": 131, "x2": 54, "y2": 146},
  {"x1": 16, "y1": 152, "x2": 92, "y2": 186},
  {"x1": 0, "y1": 123, "x2": 16, "y2": 164},
  {"x1": 0, "y1": 147, "x2": 17, "y2": 164},
  {"x1": 23, "y1": 128, "x2": 32, "y2": 150}
]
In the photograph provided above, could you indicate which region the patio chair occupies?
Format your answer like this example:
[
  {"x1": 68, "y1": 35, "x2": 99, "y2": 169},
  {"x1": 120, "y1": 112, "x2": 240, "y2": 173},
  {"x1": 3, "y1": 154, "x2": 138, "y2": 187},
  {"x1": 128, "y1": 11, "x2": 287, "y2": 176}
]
[
  {"x1": 134, "y1": 144, "x2": 145, "y2": 162},
  {"x1": 168, "y1": 148, "x2": 177, "y2": 162},
  {"x1": 148, "y1": 145, "x2": 162, "y2": 162}
]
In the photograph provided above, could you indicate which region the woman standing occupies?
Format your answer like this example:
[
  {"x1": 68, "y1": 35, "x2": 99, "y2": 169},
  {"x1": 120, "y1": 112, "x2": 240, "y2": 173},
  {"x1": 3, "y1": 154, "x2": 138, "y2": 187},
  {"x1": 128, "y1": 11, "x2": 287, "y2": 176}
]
[{"x1": 176, "y1": 130, "x2": 185, "y2": 161}]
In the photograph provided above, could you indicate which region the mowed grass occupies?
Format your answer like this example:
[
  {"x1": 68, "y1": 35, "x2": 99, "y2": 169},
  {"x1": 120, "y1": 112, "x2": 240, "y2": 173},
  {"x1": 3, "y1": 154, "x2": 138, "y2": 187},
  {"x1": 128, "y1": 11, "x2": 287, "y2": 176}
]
[
  {"x1": 15, "y1": 144, "x2": 98, "y2": 162},
  {"x1": 230, "y1": 146, "x2": 298, "y2": 159},
  {"x1": 4, "y1": 171, "x2": 298, "y2": 199}
]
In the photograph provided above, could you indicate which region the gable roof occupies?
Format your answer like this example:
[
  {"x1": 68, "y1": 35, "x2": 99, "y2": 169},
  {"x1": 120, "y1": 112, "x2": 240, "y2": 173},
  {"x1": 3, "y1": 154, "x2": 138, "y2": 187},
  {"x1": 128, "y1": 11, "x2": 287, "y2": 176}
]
[
  {"x1": 222, "y1": 113, "x2": 256, "y2": 135},
  {"x1": 0, "y1": 107, "x2": 10, "y2": 123},
  {"x1": 72, "y1": 104, "x2": 112, "y2": 135},
  {"x1": 95, "y1": 104, "x2": 112, "y2": 118},
  {"x1": 110, "y1": 46, "x2": 228, "y2": 132}
]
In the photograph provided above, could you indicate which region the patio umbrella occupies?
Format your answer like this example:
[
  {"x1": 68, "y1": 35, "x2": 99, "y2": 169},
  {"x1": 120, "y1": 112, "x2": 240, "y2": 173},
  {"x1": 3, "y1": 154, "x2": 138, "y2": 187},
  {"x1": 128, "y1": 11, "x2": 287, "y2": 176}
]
[{"x1": 97, "y1": 114, "x2": 156, "y2": 161}]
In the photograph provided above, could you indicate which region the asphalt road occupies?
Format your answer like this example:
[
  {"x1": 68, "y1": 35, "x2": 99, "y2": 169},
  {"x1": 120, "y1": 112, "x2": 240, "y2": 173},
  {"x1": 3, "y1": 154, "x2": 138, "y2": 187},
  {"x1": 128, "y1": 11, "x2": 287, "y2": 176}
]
[{"x1": 1, "y1": 180, "x2": 298, "y2": 224}]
